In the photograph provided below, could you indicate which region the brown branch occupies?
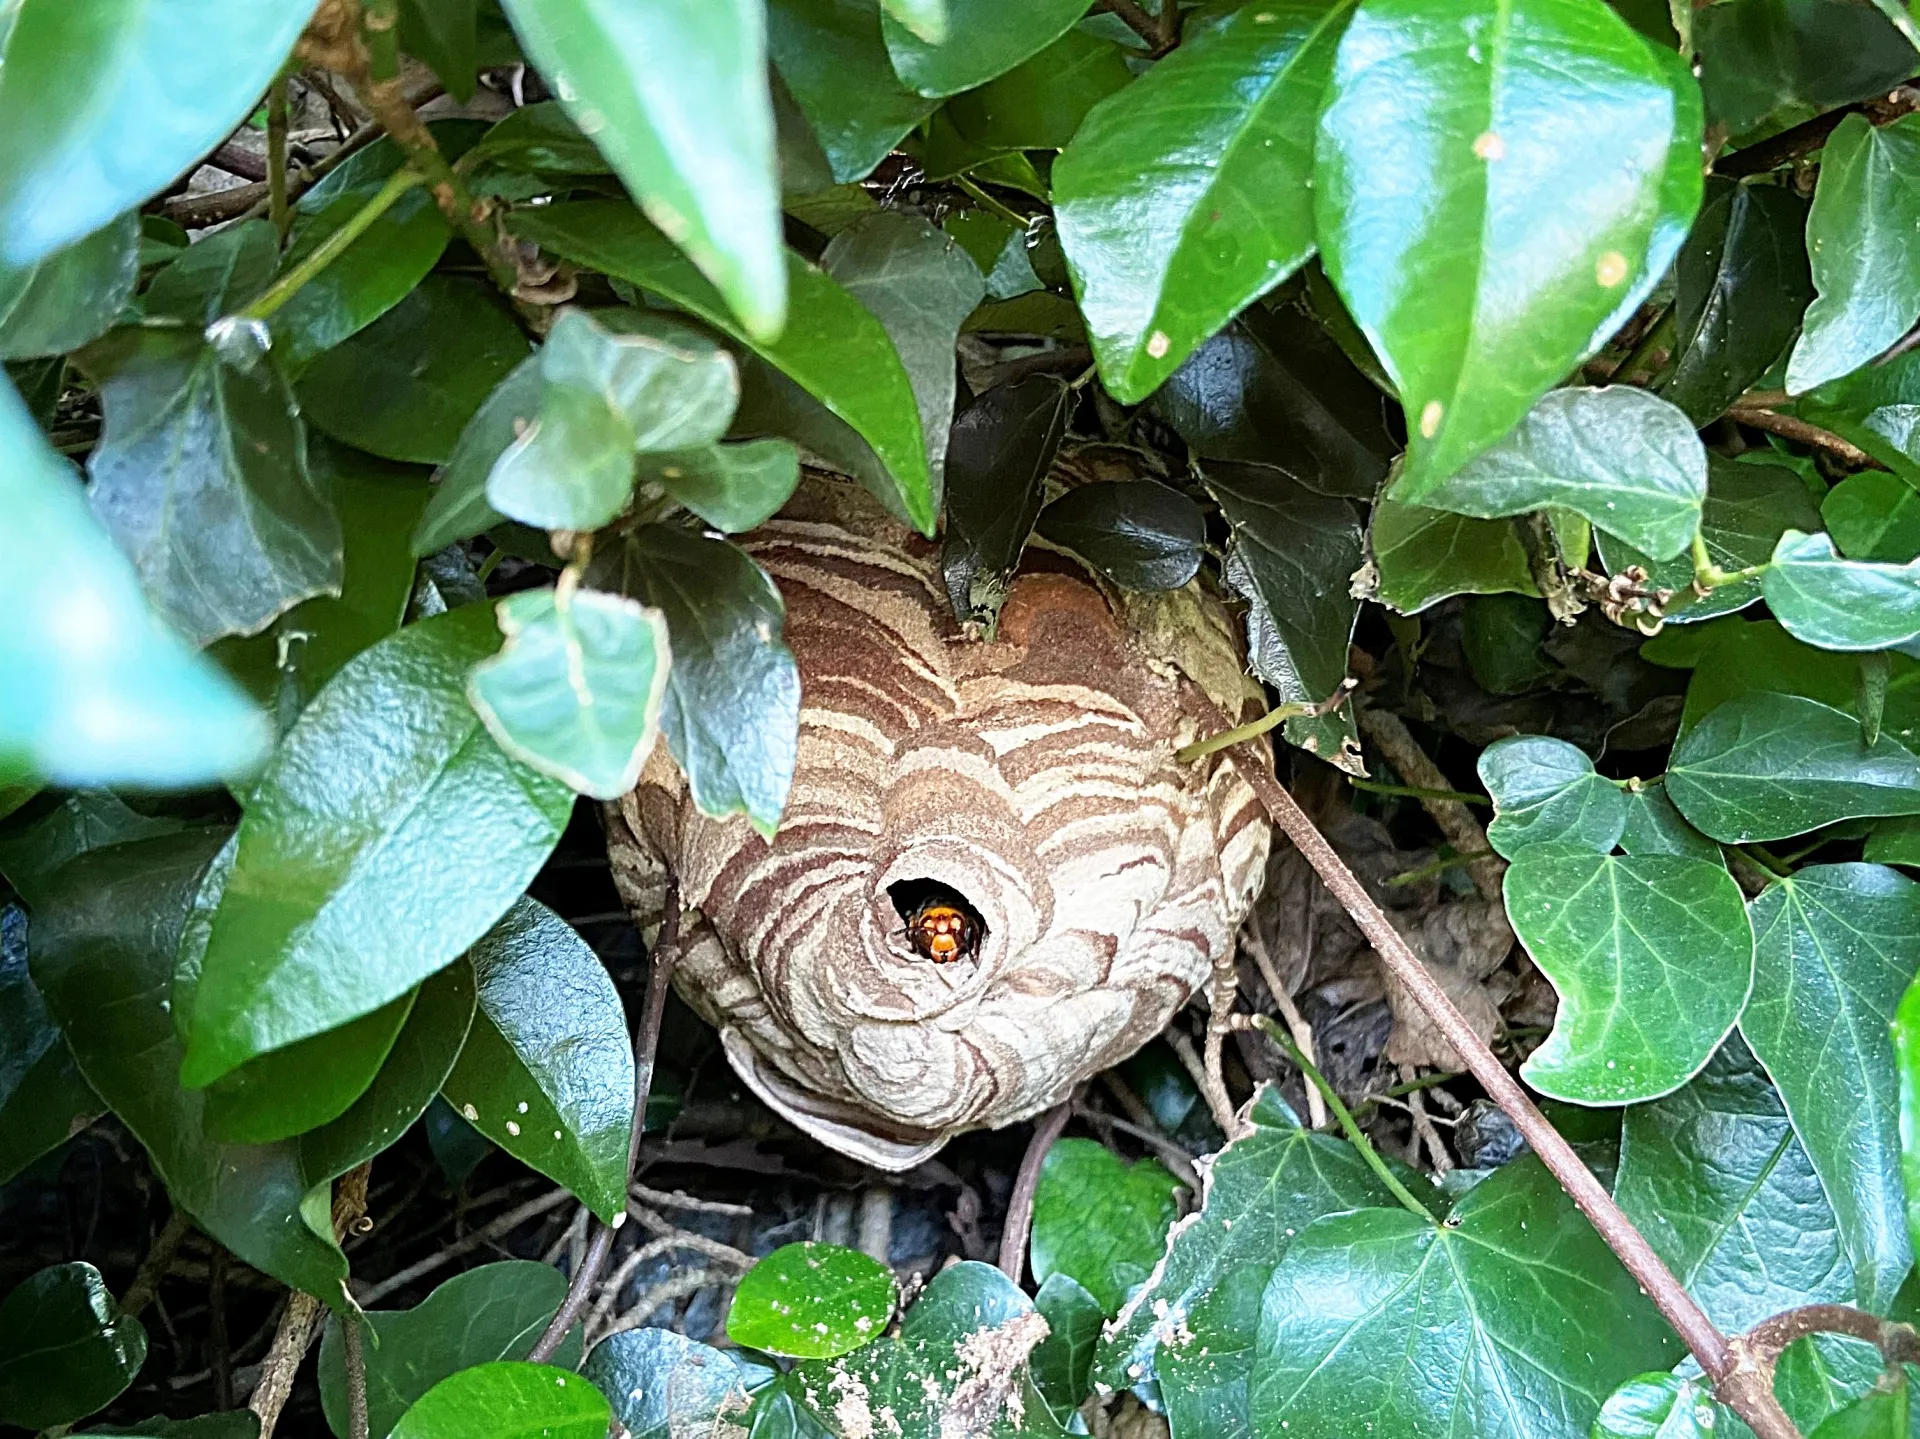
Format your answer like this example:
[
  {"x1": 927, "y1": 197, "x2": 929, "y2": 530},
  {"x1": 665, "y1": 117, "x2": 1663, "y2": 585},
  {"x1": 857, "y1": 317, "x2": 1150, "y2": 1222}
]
[
  {"x1": 160, "y1": 181, "x2": 272, "y2": 227},
  {"x1": 1356, "y1": 707, "x2": 1505, "y2": 903},
  {"x1": 1727, "y1": 405, "x2": 1881, "y2": 470},
  {"x1": 121, "y1": 1207, "x2": 193, "y2": 1320},
  {"x1": 1090, "y1": 0, "x2": 1162, "y2": 48},
  {"x1": 997, "y1": 1101, "x2": 1073, "y2": 1284},
  {"x1": 343, "y1": 1315, "x2": 371, "y2": 1439},
  {"x1": 1720, "y1": 1306, "x2": 1920, "y2": 1430}
]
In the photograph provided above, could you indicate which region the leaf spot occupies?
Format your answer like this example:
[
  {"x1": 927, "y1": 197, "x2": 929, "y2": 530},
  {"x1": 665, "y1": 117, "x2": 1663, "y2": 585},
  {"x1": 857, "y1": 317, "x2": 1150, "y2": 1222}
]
[
  {"x1": 461, "y1": 1103, "x2": 478, "y2": 1121},
  {"x1": 1472, "y1": 131, "x2": 1505, "y2": 161},
  {"x1": 1595, "y1": 251, "x2": 1629, "y2": 287},
  {"x1": 1146, "y1": 330, "x2": 1171, "y2": 359},
  {"x1": 1419, "y1": 400, "x2": 1444, "y2": 438},
  {"x1": 505, "y1": 1119, "x2": 521, "y2": 1135}
]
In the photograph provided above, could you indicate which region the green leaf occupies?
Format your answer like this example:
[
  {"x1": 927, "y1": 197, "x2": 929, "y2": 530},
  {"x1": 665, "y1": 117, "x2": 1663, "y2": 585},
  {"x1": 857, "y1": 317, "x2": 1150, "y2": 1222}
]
[
  {"x1": 0, "y1": 0, "x2": 314, "y2": 263},
  {"x1": 1053, "y1": 0, "x2": 1351, "y2": 401},
  {"x1": 0, "y1": 792, "x2": 189, "y2": 910},
  {"x1": 1591, "y1": 1374, "x2": 1718, "y2": 1439},
  {"x1": 880, "y1": 0, "x2": 946, "y2": 43},
  {"x1": 1315, "y1": 0, "x2": 1702, "y2": 491},
  {"x1": 1393, "y1": 387, "x2": 1706, "y2": 561},
  {"x1": 0, "y1": 211, "x2": 139, "y2": 360},
  {"x1": 78, "y1": 1412, "x2": 261, "y2": 1439},
  {"x1": 766, "y1": 0, "x2": 938, "y2": 182},
  {"x1": 1095, "y1": 1087, "x2": 1401, "y2": 1397},
  {"x1": 1029, "y1": 1275, "x2": 1102, "y2": 1419},
  {"x1": 1366, "y1": 500, "x2": 1537, "y2": 614},
  {"x1": 203, "y1": 991, "x2": 416, "y2": 1145},
  {"x1": 181, "y1": 605, "x2": 574, "y2": 1085},
  {"x1": 1693, "y1": 0, "x2": 1915, "y2": 138},
  {"x1": 142, "y1": 219, "x2": 278, "y2": 327},
  {"x1": 1618, "y1": 786, "x2": 1722, "y2": 863},
  {"x1": 1660, "y1": 177, "x2": 1812, "y2": 425},
  {"x1": 638, "y1": 438, "x2": 800, "y2": 534},
  {"x1": 509, "y1": 201, "x2": 934, "y2": 532},
  {"x1": 0, "y1": 1263, "x2": 146, "y2": 1430},
  {"x1": 1478, "y1": 735, "x2": 1627, "y2": 857},
  {"x1": 319, "y1": 1262, "x2": 578, "y2": 1439},
  {"x1": 1615, "y1": 1037, "x2": 1853, "y2": 1331},
  {"x1": 80, "y1": 322, "x2": 343, "y2": 650},
  {"x1": 882, "y1": 0, "x2": 1091, "y2": 97},
  {"x1": 940, "y1": 376, "x2": 1069, "y2": 626},
  {"x1": 399, "y1": 0, "x2": 480, "y2": 102},
  {"x1": 297, "y1": 276, "x2": 532, "y2": 466},
  {"x1": 31, "y1": 832, "x2": 350, "y2": 1308},
  {"x1": 411, "y1": 357, "x2": 540, "y2": 557},
  {"x1": 821, "y1": 209, "x2": 984, "y2": 502},
  {"x1": 1666, "y1": 692, "x2": 1920, "y2": 843},
  {"x1": 442, "y1": 897, "x2": 634, "y2": 1223},
  {"x1": 1207, "y1": 461, "x2": 1365, "y2": 764},
  {"x1": 582, "y1": 1329, "x2": 762, "y2": 1439},
  {"x1": 500, "y1": 0, "x2": 786, "y2": 340},
  {"x1": 1250, "y1": 1156, "x2": 1683, "y2": 1439},
  {"x1": 1809, "y1": 1382, "x2": 1909, "y2": 1439},
  {"x1": 1461, "y1": 593, "x2": 1554, "y2": 694},
  {"x1": 1868, "y1": 814, "x2": 1920, "y2": 867},
  {"x1": 587, "y1": 526, "x2": 800, "y2": 837},
  {"x1": 1824, "y1": 472, "x2": 1920, "y2": 563},
  {"x1": 1504, "y1": 844, "x2": 1752, "y2": 1104},
  {"x1": 1031, "y1": 1139, "x2": 1180, "y2": 1316},
  {"x1": 488, "y1": 309, "x2": 736, "y2": 532},
  {"x1": 1789, "y1": 114, "x2": 1920, "y2": 394},
  {"x1": 389, "y1": 1361, "x2": 609, "y2": 1439},
  {"x1": 1743, "y1": 863, "x2": 1920, "y2": 1313},
  {"x1": 0, "y1": 377, "x2": 271, "y2": 787},
  {"x1": 0, "y1": 906, "x2": 97, "y2": 1185},
  {"x1": 942, "y1": 28, "x2": 1131, "y2": 153},
  {"x1": 1035, "y1": 479, "x2": 1207, "y2": 591},
  {"x1": 1801, "y1": 347, "x2": 1920, "y2": 491},
  {"x1": 1765, "y1": 530, "x2": 1920, "y2": 652},
  {"x1": 1896, "y1": 968, "x2": 1920, "y2": 1265},
  {"x1": 727, "y1": 1242, "x2": 897, "y2": 1360}
]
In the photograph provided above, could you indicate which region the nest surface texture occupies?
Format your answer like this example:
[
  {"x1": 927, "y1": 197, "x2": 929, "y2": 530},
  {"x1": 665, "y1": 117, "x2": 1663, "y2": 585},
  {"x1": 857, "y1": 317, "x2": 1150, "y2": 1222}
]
[{"x1": 607, "y1": 478, "x2": 1273, "y2": 1169}]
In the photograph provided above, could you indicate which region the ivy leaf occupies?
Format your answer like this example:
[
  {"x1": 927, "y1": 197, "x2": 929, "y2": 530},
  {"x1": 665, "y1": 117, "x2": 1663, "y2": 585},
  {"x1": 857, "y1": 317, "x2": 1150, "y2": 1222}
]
[
  {"x1": 1897, "y1": 969, "x2": 1920, "y2": 1263},
  {"x1": 1788, "y1": 114, "x2": 1920, "y2": 395},
  {"x1": 582, "y1": 1329, "x2": 762, "y2": 1439},
  {"x1": 1249, "y1": 1157, "x2": 1684, "y2": 1439},
  {"x1": 1504, "y1": 844, "x2": 1752, "y2": 1104},
  {"x1": 442, "y1": 897, "x2": 634, "y2": 1224},
  {"x1": 410, "y1": 356, "x2": 539, "y2": 557},
  {"x1": 0, "y1": 377, "x2": 271, "y2": 787},
  {"x1": 1764, "y1": 530, "x2": 1920, "y2": 652},
  {"x1": 1030, "y1": 1275, "x2": 1103, "y2": 1419},
  {"x1": 509, "y1": 201, "x2": 934, "y2": 533},
  {"x1": 1392, "y1": 387, "x2": 1706, "y2": 562},
  {"x1": 1592, "y1": 1374, "x2": 1719, "y2": 1439},
  {"x1": 1618, "y1": 786, "x2": 1722, "y2": 863},
  {"x1": 882, "y1": 0, "x2": 1091, "y2": 97},
  {"x1": 727, "y1": 1242, "x2": 896, "y2": 1360},
  {"x1": 388, "y1": 1362, "x2": 609, "y2": 1439},
  {"x1": 766, "y1": 0, "x2": 938, "y2": 182},
  {"x1": 589, "y1": 525, "x2": 800, "y2": 837},
  {"x1": 0, "y1": 211, "x2": 139, "y2": 360},
  {"x1": 142, "y1": 219, "x2": 277, "y2": 326},
  {"x1": 1035, "y1": 480, "x2": 1207, "y2": 591},
  {"x1": 1477, "y1": 735, "x2": 1626, "y2": 857},
  {"x1": 1032, "y1": 1139, "x2": 1181, "y2": 1316},
  {"x1": 1615, "y1": 1037, "x2": 1853, "y2": 1331},
  {"x1": 1808, "y1": 1381, "x2": 1909, "y2": 1439},
  {"x1": 1742, "y1": 863, "x2": 1920, "y2": 1314},
  {"x1": 940, "y1": 376, "x2": 1069, "y2": 627},
  {"x1": 0, "y1": 906, "x2": 98, "y2": 1185},
  {"x1": 487, "y1": 310, "x2": 737, "y2": 533},
  {"x1": 31, "y1": 832, "x2": 350, "y2": 1309},
  {"x1": 1693, "y1": 0, "x2": 1914, "y2": 138},
  {"x1": 499, "y1": 0, "x2": 786, "y2": 341},
  {"x1": 1800, "y1": 347, "x2": 1920, "y2": 490},
  {"x1": 181, "y1": 605, "x2": 574, "y2": 1086},
  {"x1": 1365, "y1": 501, "x2": 1537, "y2": 615},
  {"x1": 79, "y1": 322, "x2": 343, "y2": 650},
  {"x1": 0, "y1": 0, "x2": 314, "y2": 263},
  {"x1": 1666, "y1": 692, "x2": 1920, "y2": 844},
  {"x1": 1053, "y1": 0, "x2": 1353, "y2": 401},
  {"x1": 296, "y1": 276, "x2": 532, "y2": 466},
  {"x1": 1823, "y1": 472, "x2": 1920, "y2": 563},
  {"x1": 0, "y1": 1263, "x2": 147, "y2": 1430},
  {"x1": 319, "y1": 1262, "x2": 578, "y2": 1439},
  {"x1": 635, "y1": 439, "x2": 799, "y2": 535},
  {"x1": 1315, "y1": 0, "x2": 1702, "y2": 491}
]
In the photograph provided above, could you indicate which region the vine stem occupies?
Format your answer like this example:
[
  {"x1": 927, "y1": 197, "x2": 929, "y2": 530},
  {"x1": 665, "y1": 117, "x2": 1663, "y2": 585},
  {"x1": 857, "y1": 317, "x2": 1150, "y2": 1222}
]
[
  {"x1": 1691, "y1": 532, "x2": 1770, "y2": 592},
  {"x1": 239, "y1": 165, "x2": 422, "y2": 323},
  {"x1": 267, "y1": 76, "x2": 291, "y2": 238},
  {"x1": 1175, "y1": 679, "x2": 1356, "y2": 765},
  {"x1": 998, "y1": 1100, "x2": 1073, "y2": 1284}
]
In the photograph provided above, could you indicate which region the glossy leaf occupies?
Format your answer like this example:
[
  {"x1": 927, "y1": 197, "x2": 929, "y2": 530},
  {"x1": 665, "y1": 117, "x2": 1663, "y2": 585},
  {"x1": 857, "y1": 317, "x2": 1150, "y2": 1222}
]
[
  {"x1": 1032, "y1": 1139, "x2": 1180, "y2": 1316},
  {"x1": 410, "y1": 356, "x2": 539, "y2": 557},
  {"x1": 500, "y1": 0, "x2": 786, "y2": 340},
  {"x1": 1743, "y1": 863, "x2": 1920, "y2": 1314},
  {"x1": 940, "y1": 376, "x2": 1070, "y2": 626},
  {"x1": 0, "y1": 1263, "x2": 146, "y2": 1430},
  {"x1": 1897, "y1": 969, "x2": 1920, "y2": 1264},
  {"x1": 1765, "y1": 530, "x2": 1920, "y2": 652},
  {"x1": 766, "y1": 0, "x2": 938, "y2": 182},
  {"x1": 1478, "y1": 735, "x2": 1626, "y2": 857},
  {"x1": 1030, "y1": 1275, "x2": 1103, "y2": 1419},
  {"x1": 0, "y1": 907, "x2": 97, "y2": 1185},
  {"x1": 182, "y1": 605, "x2": 574, "y2": 1085},
  {"x1": 81, "y1": 322, "x2": 343, "y2": 650},
  {"x1": 1054, "y1": 0, "x2": 1351, "y2": 401},
  {"x1": 1315, "y1": 0, "x2": 1702, "y2": 491},
  {"x1": 1366, "y1": 501, "x2": 1537, "y2": 614},
  {"x1": 1592, "y1": 1374, "x2": 1718, "y2": 1439},
  {"x1": 142, "y1": 219, "x2": 278, "y2": 327},
  {"x1": 1693, "y1": 0, "x2": 1914, "y2": 138},
  {"x1": 1667, "y1": 692, "x2": 1920, "y2": 844},
  {"x1": 0, "y1": 0, "x2": 316, "y2": 263},
  {"x1": 588, "y1": 525, "x2": 800, "y2": 837},
  {"x1": 203, "y1": 991, "x2": 415, "y2": 1146},
  {"x1": 1394, "y1": 387, "x2": 1705, "y2": 561},
  {"x1": 1789, "y1": 114, "x2": 1920, "y2": 395},
  {"x1": 31, "y1": 832, "x2": 351, "y2": 1308},
  {"x1": 1505, "y1": 844, "x2": 1752, "y2": 1104},
  {"x1": 399, "y1": 0, "x2": 480, "y2": 102},
  {"x1": 0, "y1": 211, "x2": 139, "y2": 361},
  {"x1": 942, "y1": 29, "x2": 1131, "y2": 153},
  {"x1": 1035, "y1": 479, "x2": 1207, "y2": 591},
  {"x1": 0, "y1": 377, "x2": 271, "y2": 787},
  {"x1": 1808, "y1": 1382, "x2": 1909, "y2": 1439},
  {"x1": 1801, "y1": 346, "x2": 1920, "y2": 491},
  {"x1": 389, "y1": 1362, "x2": 609, "y2": 1439},
  {"x1": 319, "y1": 1262, "x2": 577, "y2": 1439},
  {"x1": 728, "y1": 1242, "x2": 896, "y2": 1359},
  {"x1": 509, "y1": 201, "x2": 934, "y2": 532},
  {"x1": 1824, "y1": 472, "x2": 1920, "y2": 563},
  {"x1": 584, "y1": 1329, "x2": 761, "y2": 1439},
  {"x1": 879, "y1": 0, "x2": 945, "y2": 43},
  {"x1": 297, "y1": 276, "x2": 532, "y2": 466},
  {"x1": 637, "y1": 439, "x2": 800, "y2": 534},
  {"x1": 1618, "y1": 786, "x2": 1722, "y2": 863},
  {"x1": 882, "y1": 0, "x2": 1091, "y2": 96},
  {"x1": 442, "y1": 897, "x2": 634, "y2": 1223},
  {"x1": 1250, "y1": 1157, "x2": 1684, "y2": 1439}
]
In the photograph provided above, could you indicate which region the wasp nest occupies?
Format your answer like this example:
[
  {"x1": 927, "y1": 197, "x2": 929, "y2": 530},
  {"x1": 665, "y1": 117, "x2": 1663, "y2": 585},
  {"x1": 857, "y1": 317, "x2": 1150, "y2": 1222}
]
[{"x1": 607, "y1": 478, "x2": 1273, "y2": 1170}]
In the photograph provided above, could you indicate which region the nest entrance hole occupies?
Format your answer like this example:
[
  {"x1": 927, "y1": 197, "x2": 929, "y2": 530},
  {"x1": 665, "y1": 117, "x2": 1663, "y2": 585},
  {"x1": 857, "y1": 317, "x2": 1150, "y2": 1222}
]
[{"x1": 887, "y1": 879, "x2": 988, "y2": 960}]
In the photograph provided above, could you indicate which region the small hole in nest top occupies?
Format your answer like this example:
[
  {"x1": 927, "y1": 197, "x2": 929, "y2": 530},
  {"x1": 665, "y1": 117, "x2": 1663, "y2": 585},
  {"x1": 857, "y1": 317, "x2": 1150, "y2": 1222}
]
[{"x1": 887, "y1": 879, "x2": 987, "y2": 965}]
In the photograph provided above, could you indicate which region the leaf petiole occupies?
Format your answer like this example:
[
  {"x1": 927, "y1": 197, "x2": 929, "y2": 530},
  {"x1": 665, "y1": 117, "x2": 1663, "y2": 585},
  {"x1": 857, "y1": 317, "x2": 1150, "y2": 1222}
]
[
  {"x1": 1690, "y1": 531, "x2": 1769, "y2": 591},
  {"x1": 236, "y1": 165, "x2": 425, "y2": 324}
]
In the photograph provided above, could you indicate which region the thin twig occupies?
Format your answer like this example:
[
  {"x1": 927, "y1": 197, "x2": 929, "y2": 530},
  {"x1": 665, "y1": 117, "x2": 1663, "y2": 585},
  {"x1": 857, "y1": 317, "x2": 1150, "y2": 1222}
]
[
  {"x1": 357, "y1": 1186, "x2": 575, "y2": 1304},
  {"x1": 585, "y1": 1226, "x2": 754, "y2": 1339},
  {"x1": 1726, "y1": 405, "x2": 1879, "y2": 469},
  {"x1": 1090, "y1": 0, "x2": 1162, "y2": 48},
  {"x1": 343, "y1": 1316, "x2": 370, "y2": 1439},
  {"x1": 600, "y1": 1270, "x2": 728, "y2": 1340},
  {"x1": 997, "y1": 1102, "x2": 1072, "y2": 1284},
  {"x1": 1404, "y1": 1073, "x2": 1453, "y2": 1176},
  {"x1": 121, "y1": 1208, "x2": 193, "y2": 1320},
  {"x1": 1720, "y1": 1306, "x2": 1920, "y2": 1433},
  {"x1": 1073, "y1": 1105, "x2": 1202, "y2": 1192},
  {"x1": 267, "y1": 76, "x2": 291, "y2": 238},
  {"x1": 160, "y1": 181, "x2": 272, "y2": 227},
  {"x1": 1165, "y1": 1027, "x2": 1238, "y2": 1135},
  {"x1": 1356, "y1": 707, "x2": 1504, "y2": 903},
  {"x1": 630, "y1": 1182, "x2": 754, "y2": 1217},
  {"x1": 1202, "y1": 954, "x2": 1251, "y2": 1141},
  {"x1": 1175, "y1": 680, "x2": 1356, "y2": 764},
  {"x1": 1243, "y1": 927, "x2": 1328, "y2": 1129},
  {"x1": 239, "y1": 165, "x2": 422, "y2": 321}
]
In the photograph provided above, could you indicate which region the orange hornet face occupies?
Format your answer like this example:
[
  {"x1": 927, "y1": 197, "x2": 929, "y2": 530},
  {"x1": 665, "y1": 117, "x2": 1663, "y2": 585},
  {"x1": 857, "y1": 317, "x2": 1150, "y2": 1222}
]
[{"x1": 907, "y1": 900, "x2": 980, "y2": 964}]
